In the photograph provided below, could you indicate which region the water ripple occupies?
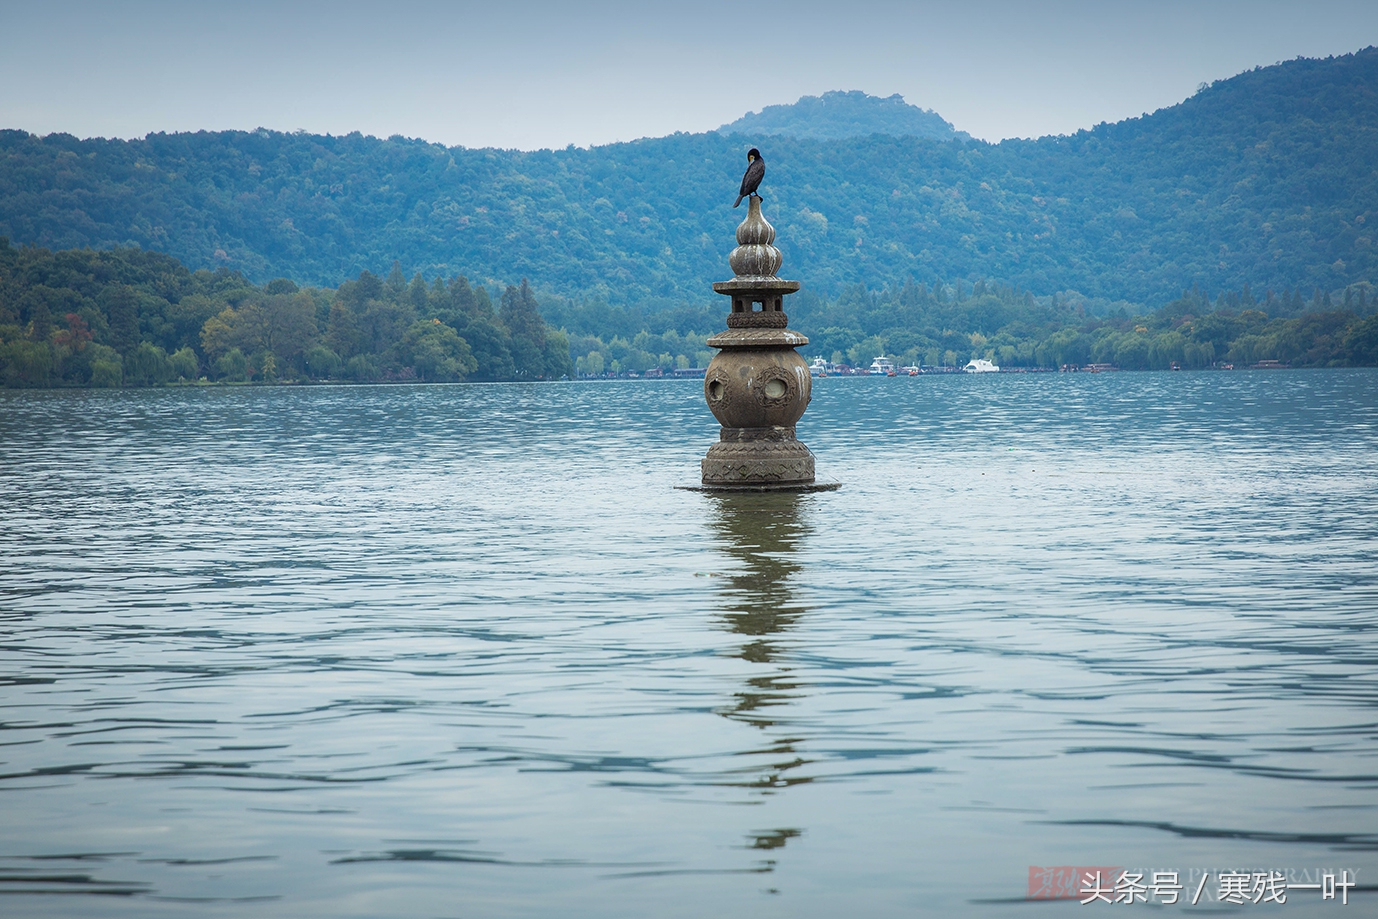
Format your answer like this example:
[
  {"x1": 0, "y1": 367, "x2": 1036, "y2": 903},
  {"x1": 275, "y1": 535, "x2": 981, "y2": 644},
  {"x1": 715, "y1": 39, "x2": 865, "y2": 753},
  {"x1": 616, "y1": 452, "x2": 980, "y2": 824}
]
[{"x1": 1, "y1": 373, "x2": 1376, "y2": 916}]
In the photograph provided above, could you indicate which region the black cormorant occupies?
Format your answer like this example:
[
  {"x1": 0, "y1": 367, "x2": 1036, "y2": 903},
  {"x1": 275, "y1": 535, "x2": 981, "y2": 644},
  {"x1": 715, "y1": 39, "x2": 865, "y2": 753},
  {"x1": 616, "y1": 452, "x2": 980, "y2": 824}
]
[{"x1": 733, "y1": 148, "x2": 764, "y2": 207}]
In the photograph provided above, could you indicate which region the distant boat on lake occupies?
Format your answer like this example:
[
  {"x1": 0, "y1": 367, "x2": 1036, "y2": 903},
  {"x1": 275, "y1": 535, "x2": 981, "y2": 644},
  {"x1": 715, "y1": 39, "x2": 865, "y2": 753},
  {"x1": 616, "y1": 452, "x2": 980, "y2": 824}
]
[
  {"x1": 963, "y1": 358, "x2": 1000, "y2": 373},
  {"x1": 869, "y1": 356, "x2": 896, "y2": 376}
]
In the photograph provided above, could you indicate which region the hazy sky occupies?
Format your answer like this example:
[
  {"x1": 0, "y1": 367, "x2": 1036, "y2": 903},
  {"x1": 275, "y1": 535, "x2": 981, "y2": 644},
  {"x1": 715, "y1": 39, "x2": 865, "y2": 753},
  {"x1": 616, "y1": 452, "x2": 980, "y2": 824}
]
[{"x1": 4, "y1": 0, "x2": 1377, "y2": 149}]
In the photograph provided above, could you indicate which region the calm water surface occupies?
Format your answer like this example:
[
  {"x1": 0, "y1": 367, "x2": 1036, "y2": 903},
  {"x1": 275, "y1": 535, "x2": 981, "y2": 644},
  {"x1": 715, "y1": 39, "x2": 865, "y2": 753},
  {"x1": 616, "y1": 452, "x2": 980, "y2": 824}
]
[{"x1": 2, "y1": 371, "x2": 1377, "y2": 917}]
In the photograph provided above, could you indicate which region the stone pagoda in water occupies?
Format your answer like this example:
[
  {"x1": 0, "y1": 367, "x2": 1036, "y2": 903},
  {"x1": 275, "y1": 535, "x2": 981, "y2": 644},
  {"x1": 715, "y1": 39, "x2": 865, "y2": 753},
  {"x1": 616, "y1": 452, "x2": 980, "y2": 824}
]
[{"x1": 698, "y1": 196, "x2": 823, "y2": 489}]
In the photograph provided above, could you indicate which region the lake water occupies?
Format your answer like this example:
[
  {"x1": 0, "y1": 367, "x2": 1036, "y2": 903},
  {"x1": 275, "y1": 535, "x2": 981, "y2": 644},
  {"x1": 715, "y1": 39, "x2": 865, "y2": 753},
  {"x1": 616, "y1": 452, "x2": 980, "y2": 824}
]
[{"x1": 2, "y1": 370, "x2": 1377, "y2": 917}]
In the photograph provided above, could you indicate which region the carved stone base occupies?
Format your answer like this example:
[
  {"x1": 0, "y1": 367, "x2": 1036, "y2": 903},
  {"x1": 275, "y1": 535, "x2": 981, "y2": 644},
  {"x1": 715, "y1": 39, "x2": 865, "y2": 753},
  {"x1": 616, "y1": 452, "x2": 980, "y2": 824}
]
[
  {"x1": 701, "y1": 426, "x2": 815, "y2": 486},
  {"x1": 677, "y1": 480, "x2": 840, "y2": 493}
]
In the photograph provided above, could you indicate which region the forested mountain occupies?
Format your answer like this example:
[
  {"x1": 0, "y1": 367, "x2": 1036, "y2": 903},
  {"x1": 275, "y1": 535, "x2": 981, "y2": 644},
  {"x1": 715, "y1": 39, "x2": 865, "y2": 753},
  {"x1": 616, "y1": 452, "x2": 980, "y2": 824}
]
[
  {"x1": 718, "y1": 91, "x2": 968, "y2": 142},
  {"x1": 1, "y1": 50, "x2": 1377, "y2": 310}
]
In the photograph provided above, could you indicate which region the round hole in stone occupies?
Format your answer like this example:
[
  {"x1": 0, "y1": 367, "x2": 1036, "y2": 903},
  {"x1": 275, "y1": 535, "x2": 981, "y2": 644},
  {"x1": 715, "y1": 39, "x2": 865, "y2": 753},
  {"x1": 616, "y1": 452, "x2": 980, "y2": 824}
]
[
  {"x1": 708, "y1": 380, "x2": 724, "y2": 401},
  {"x1": 763, "y1": 378, "x2": 787, "y2": 399}
]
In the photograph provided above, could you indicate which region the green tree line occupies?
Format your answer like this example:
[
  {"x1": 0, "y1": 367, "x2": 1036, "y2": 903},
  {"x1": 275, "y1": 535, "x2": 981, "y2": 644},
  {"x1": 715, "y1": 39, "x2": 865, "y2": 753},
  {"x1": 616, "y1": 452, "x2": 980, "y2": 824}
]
[
  {"x1": 5, "y1": 238, "x2": 1377, "y2": 389},
  {"x1": 0, "y1": 239, "x2": 572, "y2": 387},
  {"x1": 551, "y1": 277, "x2": 1378, "y2": 374}
]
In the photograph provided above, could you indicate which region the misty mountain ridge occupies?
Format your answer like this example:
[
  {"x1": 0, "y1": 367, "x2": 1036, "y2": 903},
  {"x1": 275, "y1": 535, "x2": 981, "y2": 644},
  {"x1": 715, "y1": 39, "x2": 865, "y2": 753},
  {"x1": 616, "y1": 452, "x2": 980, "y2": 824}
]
[
  {"x1": 1, "y1": 48, "x2": 1377, "y2": 308},
  {"x1": 719, "y1": 90, "x2": 970, "y2": 142}
]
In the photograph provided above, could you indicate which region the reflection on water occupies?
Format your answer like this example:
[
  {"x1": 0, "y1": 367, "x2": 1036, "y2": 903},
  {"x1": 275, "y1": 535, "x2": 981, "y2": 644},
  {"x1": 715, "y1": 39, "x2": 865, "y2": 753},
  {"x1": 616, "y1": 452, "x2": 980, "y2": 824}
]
[
  {"x1": 709, "y1": 494, "x2": 815, "y2": 811},
  {"x1": 708, "y1": 494, "x2": 813, "y2": 875},
  {"x1": 710, "y1": 493, "x2": 811, "y2": 729}
]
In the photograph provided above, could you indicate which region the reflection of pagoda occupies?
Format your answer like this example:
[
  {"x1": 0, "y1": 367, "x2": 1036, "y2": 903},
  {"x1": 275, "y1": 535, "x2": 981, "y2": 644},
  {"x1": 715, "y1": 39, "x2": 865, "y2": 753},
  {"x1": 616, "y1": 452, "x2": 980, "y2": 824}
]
[{"x1": 708, "y1": 493, "x2": 814, "y2": 792}]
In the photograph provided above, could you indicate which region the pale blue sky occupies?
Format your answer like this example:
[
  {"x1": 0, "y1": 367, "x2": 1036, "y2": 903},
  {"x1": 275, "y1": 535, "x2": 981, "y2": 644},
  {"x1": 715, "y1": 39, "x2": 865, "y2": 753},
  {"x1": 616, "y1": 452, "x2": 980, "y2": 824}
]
[{"x1": 3, "y1": 0, "x2": 1377, "y2": 149}]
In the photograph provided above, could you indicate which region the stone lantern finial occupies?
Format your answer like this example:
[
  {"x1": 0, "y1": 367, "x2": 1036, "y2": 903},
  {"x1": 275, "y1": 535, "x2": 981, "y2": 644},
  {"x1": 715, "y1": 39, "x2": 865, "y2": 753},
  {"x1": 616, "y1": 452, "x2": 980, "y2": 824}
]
[{"x1": 727, "y1": 197, "x2": 783, "y2": 280}]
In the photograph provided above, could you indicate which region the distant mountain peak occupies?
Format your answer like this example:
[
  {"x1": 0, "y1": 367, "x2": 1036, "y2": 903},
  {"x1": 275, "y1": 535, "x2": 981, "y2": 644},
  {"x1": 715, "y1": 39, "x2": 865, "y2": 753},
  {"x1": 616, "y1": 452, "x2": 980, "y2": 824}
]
[{"x1": 720, "y1": 90, "x2": 969, "y2": 142}]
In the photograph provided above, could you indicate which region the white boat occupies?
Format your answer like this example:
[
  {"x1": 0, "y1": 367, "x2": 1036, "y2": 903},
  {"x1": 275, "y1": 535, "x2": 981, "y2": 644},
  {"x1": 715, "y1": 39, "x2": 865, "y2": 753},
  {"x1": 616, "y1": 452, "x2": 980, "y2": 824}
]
[
  {"x1": 901, "y1": 364, "x2": 921, "y2": 376},
  {"x1": 809, "y1": 356, "x2": 830, "y2": 377},
  {"x1": 868, "y1": 356, "x2": 896, "y2": 376},
  {"x1": 963, "y1": 358, "x2": 1000, "y2": 373}
]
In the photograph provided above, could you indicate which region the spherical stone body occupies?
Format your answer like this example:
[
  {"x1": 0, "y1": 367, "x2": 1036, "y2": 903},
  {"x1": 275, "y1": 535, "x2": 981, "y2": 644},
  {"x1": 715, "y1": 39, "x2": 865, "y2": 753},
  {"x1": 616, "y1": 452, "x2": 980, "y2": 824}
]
[{"x1": 703, "y1": 347, "x2": 811, "y2": 430}]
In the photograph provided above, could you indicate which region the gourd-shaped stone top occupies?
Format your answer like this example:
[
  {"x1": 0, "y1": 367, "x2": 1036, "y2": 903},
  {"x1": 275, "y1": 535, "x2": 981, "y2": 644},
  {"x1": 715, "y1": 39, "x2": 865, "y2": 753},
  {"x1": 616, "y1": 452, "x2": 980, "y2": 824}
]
[{"x1": 727, "y1": 196, "x2": 784, "y2": 279}]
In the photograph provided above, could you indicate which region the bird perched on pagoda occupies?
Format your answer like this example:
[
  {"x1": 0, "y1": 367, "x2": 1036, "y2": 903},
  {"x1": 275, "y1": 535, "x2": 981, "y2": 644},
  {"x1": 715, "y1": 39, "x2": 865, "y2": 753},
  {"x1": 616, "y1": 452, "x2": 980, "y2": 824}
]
[{"x1": 733, "y1": 148, "x2": 764, "y2": 207}]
